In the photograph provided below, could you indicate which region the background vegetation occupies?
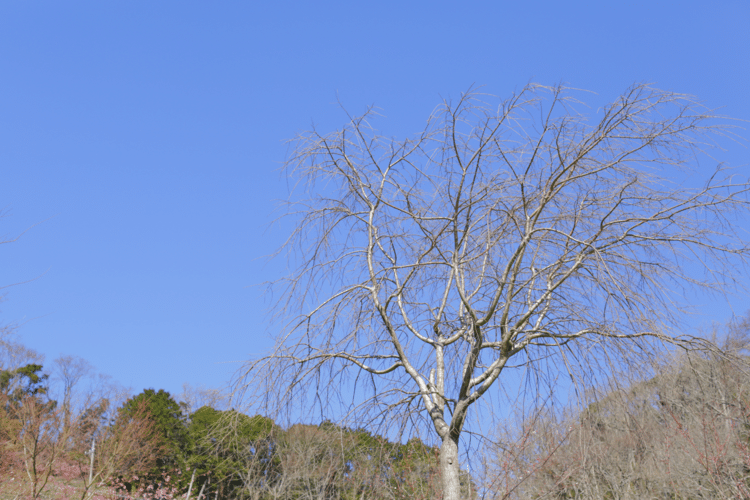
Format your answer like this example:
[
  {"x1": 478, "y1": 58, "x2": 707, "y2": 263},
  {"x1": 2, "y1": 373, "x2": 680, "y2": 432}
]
[
  {"x1": 2, "y1": 314, "x2": 750, "y2": 498},
  {"x1": 0, "y1": 329, "x2": 460, "y2": 499}
]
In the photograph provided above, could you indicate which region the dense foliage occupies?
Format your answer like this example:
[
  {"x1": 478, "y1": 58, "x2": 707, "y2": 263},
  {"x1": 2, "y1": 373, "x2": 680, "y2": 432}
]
[{"x1": 117, "y1": 389, "x2": 187, "y2": 488}]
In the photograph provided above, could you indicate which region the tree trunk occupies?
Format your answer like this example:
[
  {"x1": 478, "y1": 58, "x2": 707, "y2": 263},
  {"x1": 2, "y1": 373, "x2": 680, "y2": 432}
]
[
  {"x1": 440, "y1": 435, "x2": 461, "y2": 500},
  {"x1": 186, "y1": 469, "x2": 196, "y2": 500}
]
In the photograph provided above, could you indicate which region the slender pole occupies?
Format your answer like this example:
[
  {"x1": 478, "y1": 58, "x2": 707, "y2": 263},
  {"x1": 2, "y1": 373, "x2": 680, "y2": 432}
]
[
  {"x1": 196, "y1": 480, "x2": 207, "y2": 500},
  {"x1": 185, "y1": 469, "x2": 196, "y2": 500},
  {"x1": 87, "y1": 436, "x2": 96, "y2": 485}
]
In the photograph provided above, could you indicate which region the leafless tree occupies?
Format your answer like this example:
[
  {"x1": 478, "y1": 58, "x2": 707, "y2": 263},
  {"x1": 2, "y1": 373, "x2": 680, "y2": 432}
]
[
  {"x1": 0, "y1": 336, "x2": 43, "y2": 383},
  {"x1": 0, "y1": 309, "x2": 42, "y2": 378},
  {"x1": 237, "y1": 83, "x2": 750, "y2": 499},
  {"x1": 4, "y1": 394, "x2": 69, "y2": 499},
  {"x1": 70, "y1": 398, "x2": 167, "y2": 500},
  {"x1": 178, "y1": 382, "x2": 229, "y2": 415},
  {"x1": 476, "y1": 401, "x2": 577, "y2": 499},
  {"x1": 52, "y1": 355, "x2": 93, "y2": 434}
]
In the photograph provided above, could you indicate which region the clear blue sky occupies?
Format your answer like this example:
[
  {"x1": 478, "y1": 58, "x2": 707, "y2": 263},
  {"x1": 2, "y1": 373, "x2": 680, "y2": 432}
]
[{"x1": 1, "y1": 1, "x2": 748, "y2": 400}]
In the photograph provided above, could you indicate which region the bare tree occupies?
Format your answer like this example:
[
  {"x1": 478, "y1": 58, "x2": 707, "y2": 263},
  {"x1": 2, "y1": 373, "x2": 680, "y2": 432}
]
[
  {"x1": 52, "y1": 355, "x2": 93, "y2": 434},
  {"x1": 69, "y1": 398, "x2": 167, "y2": 500},
  {"x1": 177, "y1": 382, "x2": 229, "y2": 415},
  {"x1": 0, "y1": 313, "x2": 42, "y2": 379},
  {"x1": 238, "y1": 83, "x2": 750, "y2": 499},
  {"x1": 3, "y1": 393, "x2": 69, "y2": 499}
]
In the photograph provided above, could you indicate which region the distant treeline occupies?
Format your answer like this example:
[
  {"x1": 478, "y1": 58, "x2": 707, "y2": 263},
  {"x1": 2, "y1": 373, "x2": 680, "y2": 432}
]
[
  {"x1": 4, "y1": 317, "x2": 750, "y2": 500},
  {"x1": 0, "y1": 342, "x2": 471, "y2": 499}
]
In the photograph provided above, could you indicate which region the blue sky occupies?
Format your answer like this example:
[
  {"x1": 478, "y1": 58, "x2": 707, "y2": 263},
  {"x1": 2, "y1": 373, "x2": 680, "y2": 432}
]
[{"x1": 1, "y1": 2, "x2": 748, "y2": 402}]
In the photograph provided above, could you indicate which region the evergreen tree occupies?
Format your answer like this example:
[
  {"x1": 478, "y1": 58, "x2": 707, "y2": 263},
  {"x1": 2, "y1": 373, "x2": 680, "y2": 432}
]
[
  {"x1": 0, "y1": 363, "x2": 49, "y2": 402},
  {"x1": 117, "y1": 389, "x2": 188, "y2": 490}
]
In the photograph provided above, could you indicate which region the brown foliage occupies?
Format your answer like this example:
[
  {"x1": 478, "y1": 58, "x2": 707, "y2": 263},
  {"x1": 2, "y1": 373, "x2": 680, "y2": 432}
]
[
  {"x1": 70, "y1": 398, "x2": 167, "y2": 500},
  {"x1": 0, "y1": 393, "x2": 68, "y2": 499}
]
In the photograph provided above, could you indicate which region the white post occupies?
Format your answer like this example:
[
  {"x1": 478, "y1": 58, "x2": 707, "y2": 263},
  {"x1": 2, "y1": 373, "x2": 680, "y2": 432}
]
[
  {"x1": 87, "y1": 436, "x2": 96, "y2": 485},
  {"x1": 196, "y1": 480, "x2": 207, "y2": 500},
  {"x1": 185, "y1": 469, "x2": 196, "y2": 500}
]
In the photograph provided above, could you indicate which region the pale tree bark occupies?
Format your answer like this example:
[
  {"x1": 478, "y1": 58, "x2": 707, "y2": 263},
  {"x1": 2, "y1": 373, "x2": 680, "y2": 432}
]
[
  {"x1": 441, "y1": 435, "x2": 461, "y2": 499},
  {"x1": 238, "y1": 84, "x2": 750, "y2": 500}
]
